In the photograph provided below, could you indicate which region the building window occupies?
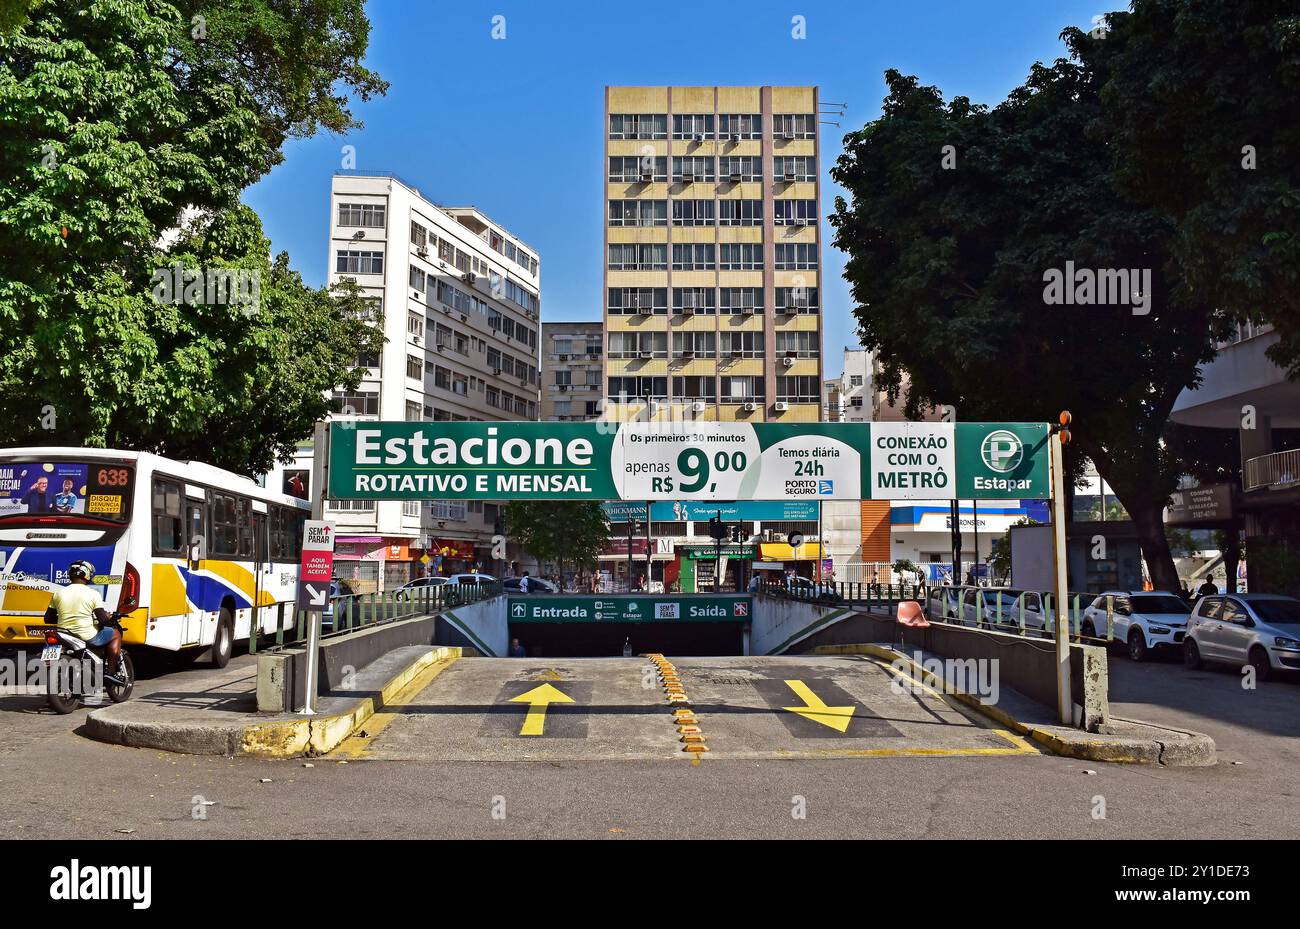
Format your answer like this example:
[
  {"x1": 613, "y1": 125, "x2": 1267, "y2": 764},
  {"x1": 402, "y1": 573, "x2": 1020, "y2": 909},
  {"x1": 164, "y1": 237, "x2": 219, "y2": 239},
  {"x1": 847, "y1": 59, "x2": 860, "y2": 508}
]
[
  {"x1": 849, "y1": 375, "x2": 864, "y2": 387},
  {"x1": 328, "y1": 498, "x2": 376, "y2": 513},
  {"x1": 717, "y1": 113, "x2": 762, "y2": 140},
  {"x1": 407, "y1": 311, "x2": 424, "y2": 339},
  {"x1": 776, "y1": 331, "x2": 819, "y2": 358},
  {"x1": 720, "y1": 331, "x2": 764, "y2": 358},
  {"x1": 720, "y1": 376, "x2": 764, "y2": 403},
  {"x1": 673, "y1": 376, "x2": 717, "y2": 401},
  {"x1": 608, "y1": 376, "x2": 668, "y2": 401},
  {"x1": 405, "y1": 400, "x2": 423, "y2": 422},
  {"x1": 777, "y1": 375, "x2": 820, "y2": 402},
  {"x1": 672, "y1": 243, "x2": 715, "y2": 271},
  {"x1": 608, "y1": 288, "x2": 668, "y2": 315},
  {"x1": 775, "y1": 286, "x2": 820, "y2": 313},
  {"x1": 773, "y1": 156, "x2": 816, "y2": 182},
  {"x1": 671, "y1": 199, "x2": 714, "y2": 226},
  {"x1": 410, "y1": 221, "x2": 427, "y2": 248},
  {"x1": 338, "y1": 203, "x2": 386, "y2": 228},
  {"x1": 672, "y1": 331, "x2": 716, "y2": 358},
  {"x1": 673, "y1": 287, "x2": 715, "y2": 314},
  {"x1": 331, "y1": 390, "x2": 379, "y2": 416},
  {"x1": 406, "y1": 354, "x2": 422, "y2": 380},
  {"x1": 335, "y1": 250, "x2": 384, "y2": 274},
  {"x1": 607, "y1": 243, "x2": 667, "y2": 271},
  {"x1": 719, "y1": 243, "x2": 762, "y2": 271},
  {"x1": 718, "y1": 199, "x2": 763, "y2": 226},
  {"x1": 673, "y1": 113, "x2": 715, "y2": 140},
  {"x1": 554, "y1": 369, "x2": 572, "y2": 386},
  {"x1": 609, "y1": 156, "x2": 667, "y2": 182},
  {"x1": 718, "y1": 156, "x2": 762, "y2": 182},
  {"x1": 608, "y1": 199, "x2": 667, "y2": 227},
  {"x1": 408, "y1": 266, "x2": 426, "y2": 291},
  {"x1": 672, "y1": 156, "x2": 715, "y2": 182},
  {"x1": 774, "y1": 243, "x2": 818, "y2": 270},
  {"x1": 774, "y1": 199, "x2": 817, "y2": 226},
  {"x1": 434, "y1": 365, "x2": 450, "y2": 390},
  {"x1": 609, "y1": 114, "x2": 667, "y2": 140},
  {"x1": 720, "y1": 288, "x2": 764, "y2": 314},
  {"x1": 773, "y1": 113, "x2": 817, "y2": 140}
]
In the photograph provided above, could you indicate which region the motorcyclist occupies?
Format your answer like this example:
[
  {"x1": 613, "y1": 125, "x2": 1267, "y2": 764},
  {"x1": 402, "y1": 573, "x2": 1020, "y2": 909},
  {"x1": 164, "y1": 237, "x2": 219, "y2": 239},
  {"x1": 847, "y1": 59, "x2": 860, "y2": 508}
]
[{"x1": 43, "y1": 560, "x2": 121, "y2": 672}]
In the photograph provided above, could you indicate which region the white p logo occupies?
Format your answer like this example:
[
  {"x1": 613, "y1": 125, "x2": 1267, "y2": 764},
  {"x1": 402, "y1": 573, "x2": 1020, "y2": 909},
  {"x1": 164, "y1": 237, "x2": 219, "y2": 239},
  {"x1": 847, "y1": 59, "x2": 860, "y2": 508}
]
[{"x1": 981, "y1": 431, "x2": 1023, "y2": 473}]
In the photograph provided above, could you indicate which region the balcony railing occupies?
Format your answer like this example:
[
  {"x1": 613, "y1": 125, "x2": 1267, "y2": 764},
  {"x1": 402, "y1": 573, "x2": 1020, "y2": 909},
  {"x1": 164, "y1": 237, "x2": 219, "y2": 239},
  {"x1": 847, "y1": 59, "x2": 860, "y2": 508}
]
[{"x1": 1244, "y1": 448, "x2": 1300, "y2": 491}]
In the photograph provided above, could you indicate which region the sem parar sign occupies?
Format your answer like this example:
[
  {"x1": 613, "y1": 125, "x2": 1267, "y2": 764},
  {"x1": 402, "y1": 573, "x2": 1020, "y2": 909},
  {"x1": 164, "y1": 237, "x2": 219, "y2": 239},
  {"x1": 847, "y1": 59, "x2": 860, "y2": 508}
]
[{"x1": 327, "y1": 421, "x2": 1049, "y2": 502}]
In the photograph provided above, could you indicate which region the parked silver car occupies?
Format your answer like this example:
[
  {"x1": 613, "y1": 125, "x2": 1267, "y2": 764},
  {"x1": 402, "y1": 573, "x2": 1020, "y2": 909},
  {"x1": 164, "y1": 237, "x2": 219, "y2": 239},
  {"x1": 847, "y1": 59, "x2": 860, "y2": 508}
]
[{"x1": 1184, "y1": 594, "x2": 1300, "y2": 680}]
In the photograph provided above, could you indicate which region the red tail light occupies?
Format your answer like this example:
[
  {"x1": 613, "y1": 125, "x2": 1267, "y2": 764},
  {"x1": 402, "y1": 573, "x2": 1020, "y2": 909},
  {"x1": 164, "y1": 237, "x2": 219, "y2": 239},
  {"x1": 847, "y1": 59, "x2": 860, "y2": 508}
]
[
  {"x1": 119, "y1": 562, "x2": 140, "y2": 612},
  {"x1": 44, "y1": 633, "x2": 59, "y2": 645}
]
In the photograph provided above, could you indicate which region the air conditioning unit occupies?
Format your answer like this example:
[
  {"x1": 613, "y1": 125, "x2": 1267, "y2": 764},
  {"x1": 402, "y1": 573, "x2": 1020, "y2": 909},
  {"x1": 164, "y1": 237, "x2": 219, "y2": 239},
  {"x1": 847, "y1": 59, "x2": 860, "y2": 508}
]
[
  {"x1": 743, "y1": 402, "x2": 758, "y2": 412},
  {"x1": 782, "y1": 356, "x2": 796, "y2": 367},
  {"x1": 729, "y1": 133, "x2": 740, "y2": 143},
  {"x1": 729, "y1": 172, "x2": 742, "y2": 182},
  {"x1": 492, "y1": 367, "x2": 502, "y2": 376},
  {"x1": 681, "y1": 350, "x2": 695, "y2": 359},
  {"x1": 692, "y1": 401, "x2": 706, "y2": 413},
  {"x1": 774, "y1": 401, "x2": 789, "y2": 412},
  {"x1": 462, "y1": 272, "x2": 476, "y2": 284},
  {"x1": 640, "y1": 171, "x2": 653, "y2": 182},
  {"x1": 442, "y1": 306, "x2": 452, "y2": 315},
  {"x1": 558, "y1": 353, "x2": 569, "y2": 361},
  {"x1": 639, "y1": 350, "x2": 654, "y2": 359},
  {"x1": 781, "y1": 131, "x2": 795, "y2": 141},
  {"x1": 436, "y1": 344, "x2": 444, "y2": 352},
  {"x1": 681, "y1": 305, "x2": 695, "y2": 315},
  {"x1": 784, "y1": 171, "x2": 797, "y2": 182},
  {"x1": 558, "y1": 384, "x2": 569, "y2": 392},
  {"x1": 416, "y1": 247, "x2": 429, "y2": 258},
  {"x1": 693, "y1": 133, "x2": 703, "y2": 143},
  {"x1": 412, "y1": 335, "x2": 421, "y2": 345}
]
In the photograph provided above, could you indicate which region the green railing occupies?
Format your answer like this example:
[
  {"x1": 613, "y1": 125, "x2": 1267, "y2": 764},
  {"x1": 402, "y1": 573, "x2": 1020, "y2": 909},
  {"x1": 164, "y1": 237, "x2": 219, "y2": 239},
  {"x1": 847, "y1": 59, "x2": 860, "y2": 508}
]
[{"x1": 261, "y1": 582, "x2": 503, "y2": 649}]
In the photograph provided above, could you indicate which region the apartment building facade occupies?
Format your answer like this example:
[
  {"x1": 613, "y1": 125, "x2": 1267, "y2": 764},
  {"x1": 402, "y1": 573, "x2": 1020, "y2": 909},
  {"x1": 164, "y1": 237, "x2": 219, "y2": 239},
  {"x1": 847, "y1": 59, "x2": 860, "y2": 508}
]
[
  {"x1": 270, "y1": 173, "x2": 542, "y2": 591},
  {"x1": 540, "y1": 321, "x2": 603, "y2": 422},
  {"x1": 603, "y1": 86, "x2": 824, "y2": 423}
]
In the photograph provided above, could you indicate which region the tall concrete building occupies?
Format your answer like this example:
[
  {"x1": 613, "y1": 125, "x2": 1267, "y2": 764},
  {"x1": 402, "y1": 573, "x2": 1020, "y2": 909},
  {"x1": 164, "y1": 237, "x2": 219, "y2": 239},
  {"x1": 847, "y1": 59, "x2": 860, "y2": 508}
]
[
  {"x1": 270, "y1": 173, "x2": 542, "y2": 591},
  {"x1": 540, "y1": 321, "x2": 603, "y2": 421},
  {"x1": 602, "y1": 86, "x2": 824, "y2": 422},
  {"x1": 823, "y1": 348, "x2": 871, "y2": 423}
]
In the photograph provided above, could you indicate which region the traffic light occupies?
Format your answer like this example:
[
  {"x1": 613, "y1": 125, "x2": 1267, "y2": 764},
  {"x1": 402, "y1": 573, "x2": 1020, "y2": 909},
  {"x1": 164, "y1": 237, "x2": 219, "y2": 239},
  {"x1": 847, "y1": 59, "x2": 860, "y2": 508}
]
[
  {"x1": 1056, "y1": 410, "x2": 1073, "y2": 445},
  {"x1": 708, "y1": 514, "x2": 727, "y2": 541}
]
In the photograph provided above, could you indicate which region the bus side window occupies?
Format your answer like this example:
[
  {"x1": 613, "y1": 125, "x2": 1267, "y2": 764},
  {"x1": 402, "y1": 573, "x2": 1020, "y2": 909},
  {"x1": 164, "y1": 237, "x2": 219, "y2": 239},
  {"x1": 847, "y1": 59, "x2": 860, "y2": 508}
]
[{"x1": 152, "y1": 479, "x2": 184, "y2": 555}]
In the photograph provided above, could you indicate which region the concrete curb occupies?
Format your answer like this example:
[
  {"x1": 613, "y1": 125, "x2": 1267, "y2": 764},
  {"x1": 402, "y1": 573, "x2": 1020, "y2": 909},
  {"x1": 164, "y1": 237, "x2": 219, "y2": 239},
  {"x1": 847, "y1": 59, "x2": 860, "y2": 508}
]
[
  {"x1": 811, "y1": 643, "x2": 1216, "y2": 766},
  {"x1": 85, "y1": 646, "x2": 462, "y2": 758}
]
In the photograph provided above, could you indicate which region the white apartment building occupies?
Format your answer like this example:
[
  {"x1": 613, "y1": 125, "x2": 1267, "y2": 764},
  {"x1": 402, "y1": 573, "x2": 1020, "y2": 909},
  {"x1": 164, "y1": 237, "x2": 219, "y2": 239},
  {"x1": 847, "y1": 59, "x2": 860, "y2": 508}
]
[
  {"x1": 269, "y1": 173, "x2": 542, "y2": 592},
  {"x1": 823, "y1": 348, "x2": 871, "y2": 423}
]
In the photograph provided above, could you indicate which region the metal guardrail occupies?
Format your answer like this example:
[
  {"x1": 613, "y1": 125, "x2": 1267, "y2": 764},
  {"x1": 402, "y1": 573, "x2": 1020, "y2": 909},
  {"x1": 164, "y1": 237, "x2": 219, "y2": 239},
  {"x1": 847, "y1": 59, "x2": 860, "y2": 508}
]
[
  {"x1": 266, "y1": 582, "x2": 503, "y2": 649},
  {"x1": 1244, "y1": 448, "x2": 1300, "y2": 491},
  {"x1": 760, "y1": 582, "x2": 1118, "y2": 646}
]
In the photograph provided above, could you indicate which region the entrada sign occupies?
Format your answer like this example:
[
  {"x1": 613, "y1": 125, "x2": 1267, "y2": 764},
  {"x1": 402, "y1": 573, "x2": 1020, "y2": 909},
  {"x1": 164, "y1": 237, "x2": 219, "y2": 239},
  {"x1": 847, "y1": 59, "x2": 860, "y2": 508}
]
[
  {"x1": 328, "y1": 421, "x2": 1049, "y2": 502},
  {"x1": 506, "y1": 595, "x2": 753, "y2": 623}
]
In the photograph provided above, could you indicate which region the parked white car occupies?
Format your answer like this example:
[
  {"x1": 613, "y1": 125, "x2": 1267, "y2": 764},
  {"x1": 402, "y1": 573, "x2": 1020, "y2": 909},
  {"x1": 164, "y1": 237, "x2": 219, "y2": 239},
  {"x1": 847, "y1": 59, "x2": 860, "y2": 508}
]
[
  {"x1": 447, "y1": 572, "x2": 497, "y2": 586},
  {"x1": 392, "y1": 576, "x2": 449, "y2": 601},
  {"x1": 1082, "y1": 591, "x2": 1192, "y2": 661},
  {"x1": 1184, "y1": 594, "x2": 1300, "y2": 680}
]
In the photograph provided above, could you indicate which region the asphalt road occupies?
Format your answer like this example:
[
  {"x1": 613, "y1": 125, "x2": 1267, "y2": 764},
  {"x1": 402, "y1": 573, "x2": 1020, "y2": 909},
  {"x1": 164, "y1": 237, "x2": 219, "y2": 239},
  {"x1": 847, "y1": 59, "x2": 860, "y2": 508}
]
[{"x1": 1, "y1": 647, "x2": 1297, "y2": 839}]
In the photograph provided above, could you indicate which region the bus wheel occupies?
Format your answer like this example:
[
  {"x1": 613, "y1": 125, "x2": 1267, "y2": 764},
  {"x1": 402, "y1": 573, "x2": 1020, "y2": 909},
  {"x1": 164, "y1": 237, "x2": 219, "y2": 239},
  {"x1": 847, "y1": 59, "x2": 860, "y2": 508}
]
[{"x1": 211, "y1": 610, "x2": 234, "y2": 669}]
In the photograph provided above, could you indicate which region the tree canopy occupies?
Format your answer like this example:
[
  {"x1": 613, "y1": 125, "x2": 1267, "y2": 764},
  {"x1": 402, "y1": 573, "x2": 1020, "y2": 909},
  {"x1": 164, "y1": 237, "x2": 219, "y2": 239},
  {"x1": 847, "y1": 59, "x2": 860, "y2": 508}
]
[
  {"x1": 0, "y1": 0, "x2": 387, "y2": 474},
  {"x1": 506, "y1": 501, "x2": 610, "y2": 581}
]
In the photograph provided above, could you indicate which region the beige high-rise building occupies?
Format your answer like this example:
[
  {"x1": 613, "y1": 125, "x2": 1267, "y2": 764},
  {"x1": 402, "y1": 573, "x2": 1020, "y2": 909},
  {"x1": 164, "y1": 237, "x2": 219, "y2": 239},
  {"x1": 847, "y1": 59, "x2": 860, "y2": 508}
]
[
  {"x1": 603, "y1": 86, "x2": 824, "y2": 422},
  {"x1": 540, "y1": 321, "x2": 603, "y2": 421}
]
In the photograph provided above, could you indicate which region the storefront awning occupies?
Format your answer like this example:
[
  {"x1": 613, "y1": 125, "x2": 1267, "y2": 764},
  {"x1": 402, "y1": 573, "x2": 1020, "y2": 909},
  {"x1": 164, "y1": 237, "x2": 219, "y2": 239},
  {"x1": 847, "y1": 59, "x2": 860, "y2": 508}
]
[{"x1": 759, "y1": 542, "x2": 823, "y2": 562}]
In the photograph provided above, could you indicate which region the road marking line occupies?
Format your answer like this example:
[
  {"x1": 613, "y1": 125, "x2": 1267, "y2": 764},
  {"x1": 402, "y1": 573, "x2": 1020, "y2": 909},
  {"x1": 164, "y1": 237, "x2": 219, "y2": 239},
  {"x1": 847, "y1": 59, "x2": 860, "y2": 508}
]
[{"x1": 327, "y1": 655, "x2": 458, "y2": 759}]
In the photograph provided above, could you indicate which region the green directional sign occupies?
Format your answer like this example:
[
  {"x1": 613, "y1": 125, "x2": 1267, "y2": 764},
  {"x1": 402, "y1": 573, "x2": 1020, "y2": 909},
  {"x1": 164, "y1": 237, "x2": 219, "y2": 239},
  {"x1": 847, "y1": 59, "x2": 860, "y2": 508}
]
[
  {"x1": 327, "y1": 421, "x2": 1050, "y2": 501},
  {"x1": 506, "y1": 595, "x2": 753, "y2": 623}
]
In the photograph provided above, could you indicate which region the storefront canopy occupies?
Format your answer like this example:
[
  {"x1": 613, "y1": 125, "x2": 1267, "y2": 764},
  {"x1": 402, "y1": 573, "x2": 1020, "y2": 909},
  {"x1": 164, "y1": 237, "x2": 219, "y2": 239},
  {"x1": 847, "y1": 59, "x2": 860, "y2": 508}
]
[{"x1": 759, "y1": 542, "x2": 823, "y2": 562}]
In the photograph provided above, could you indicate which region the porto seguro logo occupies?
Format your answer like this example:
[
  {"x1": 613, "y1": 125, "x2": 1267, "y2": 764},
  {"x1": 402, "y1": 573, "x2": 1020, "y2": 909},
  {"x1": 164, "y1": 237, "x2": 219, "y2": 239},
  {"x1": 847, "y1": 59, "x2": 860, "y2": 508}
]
[{"x1": 980, "y1": 431, "x2": 1024, "y2": 473}]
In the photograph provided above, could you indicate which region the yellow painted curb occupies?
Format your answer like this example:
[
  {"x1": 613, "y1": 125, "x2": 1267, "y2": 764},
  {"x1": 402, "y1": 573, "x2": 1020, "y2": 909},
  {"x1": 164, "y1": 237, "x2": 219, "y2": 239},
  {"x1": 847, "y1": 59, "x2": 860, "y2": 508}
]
[{"x1": 240, "y1": 646, "x2": 462, "y2": 758}]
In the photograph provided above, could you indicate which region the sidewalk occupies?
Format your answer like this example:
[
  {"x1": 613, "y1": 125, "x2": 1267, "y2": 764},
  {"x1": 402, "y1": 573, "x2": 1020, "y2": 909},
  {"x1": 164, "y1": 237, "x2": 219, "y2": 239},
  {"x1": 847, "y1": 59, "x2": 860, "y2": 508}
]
[{"x1": 84, "y1": 645, "x2": 460, "y2": 758}]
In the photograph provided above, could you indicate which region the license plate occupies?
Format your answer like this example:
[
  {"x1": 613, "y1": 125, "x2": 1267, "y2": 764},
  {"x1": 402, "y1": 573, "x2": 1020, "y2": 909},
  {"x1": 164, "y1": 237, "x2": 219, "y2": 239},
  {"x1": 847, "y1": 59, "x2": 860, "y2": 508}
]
[{"x1": 40, "y1": 645, "x2": 62, "y2": 662}]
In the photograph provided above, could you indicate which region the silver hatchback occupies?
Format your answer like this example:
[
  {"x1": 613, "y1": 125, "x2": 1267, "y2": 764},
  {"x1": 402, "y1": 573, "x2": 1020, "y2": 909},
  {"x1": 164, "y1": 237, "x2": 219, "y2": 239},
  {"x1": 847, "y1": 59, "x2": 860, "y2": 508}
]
[{"x1": 1184, "y1": 594, "x2": 1300, "y2": 680}]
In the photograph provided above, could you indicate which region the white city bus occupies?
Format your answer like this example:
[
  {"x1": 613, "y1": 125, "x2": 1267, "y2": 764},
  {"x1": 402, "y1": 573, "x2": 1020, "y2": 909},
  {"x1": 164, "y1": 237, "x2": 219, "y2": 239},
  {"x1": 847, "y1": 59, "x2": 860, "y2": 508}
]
[{"x1": 0, "y1": 447, "x2": 309, "y2": 666}]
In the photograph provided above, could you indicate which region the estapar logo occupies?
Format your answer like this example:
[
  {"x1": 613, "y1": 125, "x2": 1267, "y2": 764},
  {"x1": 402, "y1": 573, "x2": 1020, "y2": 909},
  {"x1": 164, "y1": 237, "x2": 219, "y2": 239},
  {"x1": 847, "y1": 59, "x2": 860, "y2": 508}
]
[{"x1": 980, "y1": 430, "x2": 1023, "y2": 473}]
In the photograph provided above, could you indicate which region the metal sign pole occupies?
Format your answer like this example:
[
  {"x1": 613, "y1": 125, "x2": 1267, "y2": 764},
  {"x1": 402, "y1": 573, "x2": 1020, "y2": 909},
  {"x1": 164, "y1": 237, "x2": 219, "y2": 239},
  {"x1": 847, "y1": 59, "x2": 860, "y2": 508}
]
[
  {"x1": 1049, "y1": 432, "x2": 1073, "y2": 725},
  {"x1": 300, "y1": 423, "x2": 332, "y2": 716}
]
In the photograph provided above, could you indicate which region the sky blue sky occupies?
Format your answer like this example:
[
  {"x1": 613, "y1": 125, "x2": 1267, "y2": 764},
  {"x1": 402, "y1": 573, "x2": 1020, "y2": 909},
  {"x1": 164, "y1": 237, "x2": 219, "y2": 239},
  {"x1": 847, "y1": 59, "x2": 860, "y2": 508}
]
[{"x1": 245, "y1": 0, "x2": 1113, "y2": 377}]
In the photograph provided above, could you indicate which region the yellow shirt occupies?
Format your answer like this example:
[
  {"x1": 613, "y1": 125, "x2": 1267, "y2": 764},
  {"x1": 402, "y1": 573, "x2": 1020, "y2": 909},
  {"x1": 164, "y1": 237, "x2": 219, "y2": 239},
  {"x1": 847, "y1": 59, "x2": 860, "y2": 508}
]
[{"x1": 51, "y1": 584, "x2": 103, "y2": 641}]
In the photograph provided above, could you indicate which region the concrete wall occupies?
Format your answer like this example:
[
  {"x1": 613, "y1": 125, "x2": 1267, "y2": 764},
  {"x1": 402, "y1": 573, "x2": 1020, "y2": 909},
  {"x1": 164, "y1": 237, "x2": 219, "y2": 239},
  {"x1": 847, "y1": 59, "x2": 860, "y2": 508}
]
[
  {"x1": 437, "y1": 596, "x2": 508, "y2": 658},
  {"x1": 758, "y1": 596, "x2": 1108, "y2": 728},
  {"x1": 751, "y1": 592, "x2": 853, "y2": 656}
]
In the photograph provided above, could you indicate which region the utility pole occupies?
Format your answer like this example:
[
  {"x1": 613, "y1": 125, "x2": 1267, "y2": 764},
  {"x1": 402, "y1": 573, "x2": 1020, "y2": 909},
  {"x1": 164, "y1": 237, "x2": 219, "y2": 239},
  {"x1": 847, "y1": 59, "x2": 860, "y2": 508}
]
[{"x1": 1051, "y1": 412, "x2": 1074, "y2": 726}]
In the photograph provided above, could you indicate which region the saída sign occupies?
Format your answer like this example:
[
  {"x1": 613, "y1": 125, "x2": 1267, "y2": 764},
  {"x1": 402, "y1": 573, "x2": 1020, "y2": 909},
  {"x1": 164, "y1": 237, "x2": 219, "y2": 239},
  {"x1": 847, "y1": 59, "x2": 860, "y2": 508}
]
[{"x1": 327, "y1": 421, "x2": 1049, "y2": 502}]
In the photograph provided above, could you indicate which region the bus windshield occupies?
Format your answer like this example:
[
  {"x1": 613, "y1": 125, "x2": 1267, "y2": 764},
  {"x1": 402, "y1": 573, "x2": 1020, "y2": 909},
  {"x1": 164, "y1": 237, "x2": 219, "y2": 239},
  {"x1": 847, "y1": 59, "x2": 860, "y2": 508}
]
[{"x1": 0, "y1": 459, "x2": 134, "y2": 524}]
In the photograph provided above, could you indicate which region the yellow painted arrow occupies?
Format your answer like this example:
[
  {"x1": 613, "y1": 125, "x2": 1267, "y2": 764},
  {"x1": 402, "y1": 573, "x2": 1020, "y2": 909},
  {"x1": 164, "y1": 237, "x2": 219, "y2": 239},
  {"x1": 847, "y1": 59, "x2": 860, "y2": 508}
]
[
  {"x1": 781, "y1": 680, "x2": 855, "y2": 733},
  {"x1": 509, "y1": 682, "x2": 574, "y2": 736}
]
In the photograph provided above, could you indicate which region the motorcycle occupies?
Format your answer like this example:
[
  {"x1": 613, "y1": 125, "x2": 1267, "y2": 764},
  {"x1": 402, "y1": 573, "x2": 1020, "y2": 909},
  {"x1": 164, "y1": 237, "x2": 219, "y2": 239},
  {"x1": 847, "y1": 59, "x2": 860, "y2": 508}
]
[{"x1": 40, "y1": 614, "x2": 135, "y2": 714}]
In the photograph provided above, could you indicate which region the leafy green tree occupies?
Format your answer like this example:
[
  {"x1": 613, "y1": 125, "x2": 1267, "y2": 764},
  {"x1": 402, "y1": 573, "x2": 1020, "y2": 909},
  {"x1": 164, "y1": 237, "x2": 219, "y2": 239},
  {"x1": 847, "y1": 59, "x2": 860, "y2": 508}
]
[
  {"x1": 506, "y1": 502, "x2": 611, "y2": 586},
  {"x1": 1091, "y1": 2, "x2": 1300, "y2": 374},
  {"x1": 0, "y1": 0, "x2": 386, "y2": 474},
  {"x1": 830, "y1": 52, "x2": 1212, "y2": 594}
]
